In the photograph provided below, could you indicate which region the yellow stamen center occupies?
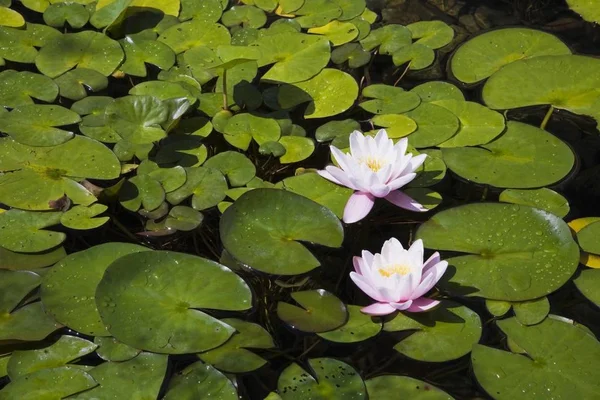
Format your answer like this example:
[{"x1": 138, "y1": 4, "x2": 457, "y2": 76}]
[
  {"x1": 361, "y1": 157, "x2": 384, "y2": 172},
  {"x1": 378, "y1": 264, "x2": 411, "y2": 278}
]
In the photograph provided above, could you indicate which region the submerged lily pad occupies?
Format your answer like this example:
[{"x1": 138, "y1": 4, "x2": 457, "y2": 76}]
[
  {"x1": 42, "y1": 242, "x2": 150, "y2": 336},
  {"x1": 318, "y1": 304, "x2": 382, "y2": 343},
  {"x1": 277, "y1": 289, "x2": 348, "y2": 333},
  {"x1": 416, "y1": 203, "x2": 580, "y2": 301},
  {"x1": 450, "y1": 28, "x2": 571, "y2": 84},
  {"x1": 220, "y1": 189, "x2": 344, "y2": 275},
  {"x1": 164, "y1": 361, "x2": 238, "y2": 400},
  {"x1": 384, "y1": 301, "x2": 482, "y2": 362},
  {"x1": 499, "y1": 188, "x2": 570, "y2": 218},
  {"x1": 472, "y1": 317, "x2": 600, "y2": 400},
  {"x1": 442, "y1": 121, "x2": 575, "y2": 188},
  {"x1": 96, "y1": 251, "x2": 252, "y2": 353},
  {"x1": 0, "y1": 70, "x2": 58, "y2": 108},
  {"x1": 365, "y1": 376, "x2": 454, "y2": 400},
  {"x1": 278, "y1": 358, "x2": 366, "y2": 399}
]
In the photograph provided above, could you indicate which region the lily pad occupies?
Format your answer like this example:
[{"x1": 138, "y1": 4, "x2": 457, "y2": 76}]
[
  {"x1": 360, "y1": 84, "x2": 421, "y2": 114},
  {"x1": 403, "y1": 188, "x2": 442, "y2": 210},
  {"x1": 371, "y1": 114, "x2": 417, "y2": 138},
  {"x1": 119, "y1": 35, "x2": 176, "y2": 77},
  {"x1": 410, "y1": 81, "x2": 464, "y2": 103},
  {"x1": 223, "y1": 113, "x2": 281, "y2": 150},
  {"x1": 54, "y1": 68, "x2": 108, "y2": 101},
  {"x1": 43, "y1": 2, "x2": 89, "y2": 28},
  {"x1": 0, "y1": 301, "x2": 62, "y2": 342},
  {"x1": 119, "y1": 175, "x2": 165, "y2": 212},
  {"x1": 0, "y1": 70, "x2": 58, "y2": 108},
  {"x1": 486, "y1": 299, "x2": 512, "y2": 317},
  {"x1": 482, "y1": 55, "x2": 600, "y2": 123},
  {"x1": 164, "y1": 361, "x2": 238, "y2": 400},
  {"x1": 166, "y1": 166, "x2": 228, "y2": 210},
  {"x1": 220, "y1": 188, "x2": 343, "y2": 275},
  {"x1": 165, "y1": 206, "x2": 203, "y2": 231},
  {"x1": 41, "y1": 242, "x2": 150, "y2": 336},
  {"x1": 407, "y1": 21, "x2": 454, "y2": 49},
  {"x1": 198, "y1": 318, "x2": 274, "y2": 373},
  {"x1": 106, "y1": 95, "x2": 168, "y2": 144},
  {"x1": 278, "y1": 136, "x2": 315, "y2": 163},
  {"x1": 36, "y1": 31, "x2": 124, "y2": 78},
  {"x1": 277, "y1": 289, "x2": 348, "y2": 333},
  {"x1": 450, "y1": 28, "x2": 571, "y2": 84},
  {"x1": 0, "y1": 104, "x2": 81, "y2": 147},
  {"x1": 567, "y1": 0, "x2": 600, "y2": 23},
  {"x1": 360, "y1": 24, "x2": 411, "y2": 54},
  {"x1": 574, "y1": 269, "x2": 600, "y2": 307},
  {"x1": 405, "y1": 103, "x2": 459, "y2": 148},
  {"x1": 318, "y1": 304, "x2": 382, "y2": 343},
  {"x1": 204, "y1": 151, "x2": 256, "y2": 187},
  {"x1": 158, "y1": 21, "x2": 231, "y2": 53},
  {"x1": 155, "y1": 135, "x2": 208, "y2": 167},
  {"x1": 392, "y1": 43, "x2": 435, "y2": 70},
  {"x1": 95, "y1": 336, "x2": 141, "y2": 362},
  {"x1": 293, "y1": 0, "x2": 342, "y2": 28},
  {"x1": 384, "y1": 301, "x2": 482, "y2": 362},
  {"x1": 0, "y1": 246, "x2": 66, "y2": 270},
  {"x1": 415, "y1": 202, "x2": 580, "y2": 301},
  {"x1": 222, "y1": 5, "x2": 267, "y2": 28},
  {"x1": 472, "y1": 317, "x2": 600, "y2": 400},
  {"x1": 315, "y1": 119, "x2": 360, "y2": 143},
  {"x1": 512, "y1": 297, "x2": 550, "y2": 325},
  {"x1": 278, "y1": 68, "x2": 358, "y2": 118},
  {"x1": 499, "y1": 188, "x2": 570, "y2": 218},
  {"x1": 577, "y1": 220, "x2": 600, "y2": 255},
  {"x1": 408, "y1": 149, "x2": 447, "y2": 188},
  {"x1": 0, "y1": 366, "x2": 97, "y2": 400},
  {"x1": 441, "y1": 121, "x2": 575, "y2": 188},
  {"x1": 308, "y1": 20, "x2": 359, "y2": 46},
  {"x1": 180, "y1": 0, "x2": 223, "y2": 22},
  {"x1": 60, "y1": 204, "x2": 109, "y2": 230},
  {"x1": 365, "y1": 376, "x2": 454, "y2": 400},
  {"x1": 96, "y1": 251, "x2": 252, "y2": 353},
  {"x1": 7, "y1": 335, "x2": 97, "y2": 379},
  {"x1": 331, "y1": 42, "x2": 371, "y2": 68},
  {"x1": 0, "y1": 6, "x2": 24, "y2": 27},
  {"x1": 278, "y1": 358, "x2": 366, "y2": 399},
  {"x1": 0, "y1": 209, "x2": 64, "y2": 253},
  {"x1": 0, "y1": 23, "x2": 61, "y2": 64}
]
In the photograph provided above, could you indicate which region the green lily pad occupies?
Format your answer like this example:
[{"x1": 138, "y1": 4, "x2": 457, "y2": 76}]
[
  {"x1": 180, "y1": 0, "x2": 223, "y2": 22},
  {"x1": 60, "y1": 204, "x2": 109, "y2": 230},
  {"x1": 36, "y1": 31, "x2": 124, "y2": 78},
  {"x1": 332, "y1": 0, "x2": 365, "y2": 20},
  {"x1": 165, "y1": 206, "x2": 203, "y2": 231},
  {"x1": 450, "y1": 28, "x2": 571, "y2": 84},
  {"x1": 0, "y1": 301, "x2": 62, "y2": 342},
  {"x1": 279, "y1": 172, "x2": 352, "y2": 219},
  {"x1": 0, "y1": 366, "x2": 97, "y2": 400},
  {"x1": 130, "y1": 81, "x2": 196, "y2": 104},
  {"x1": 360, "y1": 84, "x2": 421, "y2": 114},
  {"x1": 198, "y1": 318, "x2": 274, "y2": 373},
  {"x1": 252, "y1": 32, "x2": 330, "y2": 84},
  {"x1": 371, "y1": 114, "x2": 418, "y2": 138},
  {"x1": 0, "y1": 270, "x2": 42, "y2": 314},
  {"x1": 360, "y1": 24, "x2": 411, "y2": 54},
  {"x1": 410, "y1": 81, "x2": 464, "y2": 103},
  {"x1": 220, "y1": 188, "x2": 343, "y2": 275},
  {"x1": 70, "y1": 352, "x2": 168, "y2": 400},
  {"x1": 365, "y1": 376, "x2": 454, "y2": 400},
  {"x1": 0, "y1": 104, "x2": 81, "y2": 146},
  {"x1": 512, "y1": 297, "x2": 550, "y2": 325},
  {"x1": 577, "y1": 220, "x2": 600, "y2": 255},
  {"x1": 119, "y1": 175, "x2": 165, "y2": 212},
  {"x1": 259, "y1": 141, "x2": 287, "y2": 157},
  {"x1": 7, "y1": 335, "x2": 97, "y2": 379},
  {"x1": 384, "y1": 301, "x2": 482, "y2": 362},
  {"x1": 119, "y1": 35, "x2": 176, "y2": 77},
  {"x1": 485, "y1": 299, "x2": 512, "y2": 317},
  {"x1": 278, "y1": 358, "x2": 366, "y2": 399},
  {"x1": 318, "y1": 305, "x2": 382, "y2": 343},
  {"x1": 0, "y1": 209, "x2": 64, "y2": 253},
  {"x1": 278, "y1": 68, "x2": 358, "y2": 118},
  {"x1": 0, "y1": 70, "x2": 58, "y2": 108},
  {"x1": 403, "y1": 188, "x2": 442, "y2": 210},
  {"x1": 408, "y1": 149, "x2": 446, "y2": 188},
  {"x1": 94, "y1": 336, "x2": 141, "y2": 362},
  {"x1": 138, "y1": 160, "x2": 187, "y2": 192},
  {"x1": 405, "y1": 103, "x2": 459, "y2": 148},
  {"x1": 441, "y1": 121, "x2": 575, "y2": 188},
  {"x1": 96, "y1": 251, "x2": 251, "y2": 353},
  {"x1": 204, "y1": 151, "x2": 256, "y2": 187},
  {"x1": 472, "y1": 317, "x2": 600, "y2": 400},
  {"x1": 106, "y1": 95, "x2": 168, "y2": 144},
  {"x1": 315, "y1": 119, "x2": 360, "y2": 143},
  {"x1": 279, "y1": 136, "x2": 315, "y2": 163},
  {"x1": 392, "y1": 43, "x2": 435, "y2": 70},
  {"x1": 331, "y1": 42, "x2": 371, "y2": 68},
  {"x1": 0, "y1": 23, "x2": 60, "y2": 64},
  {"x1": 222, "y1": 5, "x2": 266, "y2": 28},
  {"x1": 349, "y1": 15, "x2": 371, "y2": 40},
  {"x1": 112, "y1": 140, "x2": 153, "y2": 161},
  {"x1": 407, "y1": 21, "x2": 454, "y2": 49},
  {"x1": 574, "y1": 269, "x2": 600, "y2": 307},
  {"x1": 54, "y1": 68, "x2": 108, "y2": 101},
  {"x1": 155, "y1": 135, "x2": 208, "y2": 167},
  {"x1": 415, "y1": 202, "x2": 580, "y2": 301},
  {"x1": 41, "y1": 242, "x2": 150, "y2": 336},
  {"x1": 223, "y1": 113, "x2": 281, "y2": 150},
  {"x1": 166, "y1": 166, "x2": 228, "y2": 210},
  {"x1": 43, "y1": 2, "x2": 89, "y2": 28},
  {"x1": 499, "y1": 188, "x2": 570, "y2": 218},
  {"x1": 164, "y1": 361, "x2": 238, "y2": 400},
  {"x1": 308, "y1": 20, "x2": 359, "y2": 46},
  {"x1": 0, "y1": 246, "x2": 66, "y2": 270},
  {"x1": 567, "y1": 0, "x2": 600, "y2": 23},
  {"x1": 277, "y1": 289, "x2": 348, "y2": 333},
  {"x1": 482, "y1": 55, "x2": 600, "y2": 123},
  {"x1": 293, "y1": 0, "x2": 342, "y2": 28},
  {"x1": 0, "y1": 5, "x2": 24, "y2": 27},
  {"x1": 158, "y1": 21, "x2": 231, "y2": 53}
]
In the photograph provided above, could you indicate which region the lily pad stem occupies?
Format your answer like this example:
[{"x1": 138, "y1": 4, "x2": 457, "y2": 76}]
[
  {"x1": 540, "y1": 105, "x2": 554, "y2": 130},
  {"x1": 394, "y1": 60, "x2": 412, "y2": 86},
  {"x1": 222, "y1": 69, "x2": 229, "y2": 111}
]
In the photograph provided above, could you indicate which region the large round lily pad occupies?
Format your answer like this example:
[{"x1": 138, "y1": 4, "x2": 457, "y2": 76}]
[
  {"x1": 277, "y1": 289, "x2": 348, "y2": 333},
  {"x1": 482, "y1": 55, "x2": 600, "y2": 122},
  {"x1": 42, "y1": 243, "x2": 151, "y2": 336},
  {"x1": 96, "y1": 251, "x2": 252, "y2": 354},
  {"x1": 405, "y1": 103, "x2": 459, "y2": 148},
  {"x1": 472, "y1": 316, "x2": 600, "y2": 400},
  {"x1": 450, "y1": 28, "x2": 571, "y2": 84},
  {"x1": 442, "y1": 121, "x2": 575, "y2": 188},
  {"x1": 365, "y1": 376, "x2": 454, "y2": 400},
  {"x1": 383, "y1": 301, "x2": 482, "y2": 362},
  {"x1": 416, "y1": 203, "x2": 580, "y2": 301},
  {"x1": 220, "y1": 189, "x2": 344, "y2": 275}
]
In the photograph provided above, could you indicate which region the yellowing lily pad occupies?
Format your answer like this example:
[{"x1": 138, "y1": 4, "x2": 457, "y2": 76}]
[
  {"x1": 308, "y1": 20, "x2": 359, "y2": 46},
  {"x1": 0, "y1": 6, "x2": 24, "y2": 27}
]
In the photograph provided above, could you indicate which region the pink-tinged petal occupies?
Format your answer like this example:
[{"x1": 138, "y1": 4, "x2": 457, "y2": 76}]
[
  {"x1": 385, "y1": 190, "x2": 427, "y2": 212},
  {"x1": 331, "y1": 146, "x2": 353, "y2": 172},
  {"x1": 405, "y1": 297, "x2": 440, "y2": 312},
  {"x1": 388, "y1": 153, "x2": 412, "y2": 182},
  {"x1": 361, "y1": 302, "x2": 397, "y2": 316},
  {"x1": 395, "y1": 137, "x2": 408, "y2": 156},
  {"x1": 410, "y1": 273, "x2": 437, "y2": 299},
  {"x1": 369, "y1": 183, "x2": 391, "y2": 198},
  {"x1": 375, "y1": 163, "x2": 394, "y2": 186},
  {"x1": 353, "y1": 256, "x2": 365, "y2": 274},
  {"x1": 386, "y1": 173, "x2": 416, "y2": 191},
  {"x1": 343, "y1": 192, "x2": 375, "y2": 223},
  {"x1": 391, "y1": 300, "x2": 413, "y2": 311},
  {"x1": 408, "y1": 153, "x2": 427, "y2": 173},
  {"x1": 317, "y1": 169, "x2": 342, "y2": 185},
  {"x1": 326, "y1": 166, "x2": 358, "y2": 190},
  {"x1": 350, "y1": 272, "x2": 386, "y2": 302},
  {"x1": 421, "y1": 260, "x2": 448, "y2": 287},
  {"x1": 408, "y1": 239, "x2": 424, "y2": 268},
  {"x1": 361, "y1": 250, "x2": 374, "y2": 266},
  {"x1": 422, "y1": 252, "x2": 441, "y2": 275},
  {"x1": 349, "y1": 130, "x2": 367, "y2": 158},
  {"x1": 394, "y1": 273, "x2": 416, "y2": 302}
]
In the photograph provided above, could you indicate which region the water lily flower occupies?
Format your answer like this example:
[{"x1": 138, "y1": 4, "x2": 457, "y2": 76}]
[
  {"x1": 318, "y1": 129, "x2": 427, "y2": 224},
  {"x1": 350, "y1": 238, "x2": 447, "y2": 316}
]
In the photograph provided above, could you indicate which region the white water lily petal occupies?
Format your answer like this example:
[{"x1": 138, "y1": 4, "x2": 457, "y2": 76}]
[
  {"x1": 350, "y1": 272, "x2": 385, "y2": 302},
  {"x1": 343, "y1": 192, "x2": 375, "y2": 223},
  {"x1": 361, "y1": 302, "x2": 397, "y2": 316}
]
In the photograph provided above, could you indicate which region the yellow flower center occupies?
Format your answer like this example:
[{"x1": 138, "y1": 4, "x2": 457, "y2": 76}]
[
  {"x1": 378, "y1": 264, "x2": 411, "y2": 278},
  {"x1": 361, "y1": 157, "x2": 384, "y2": 172}
]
